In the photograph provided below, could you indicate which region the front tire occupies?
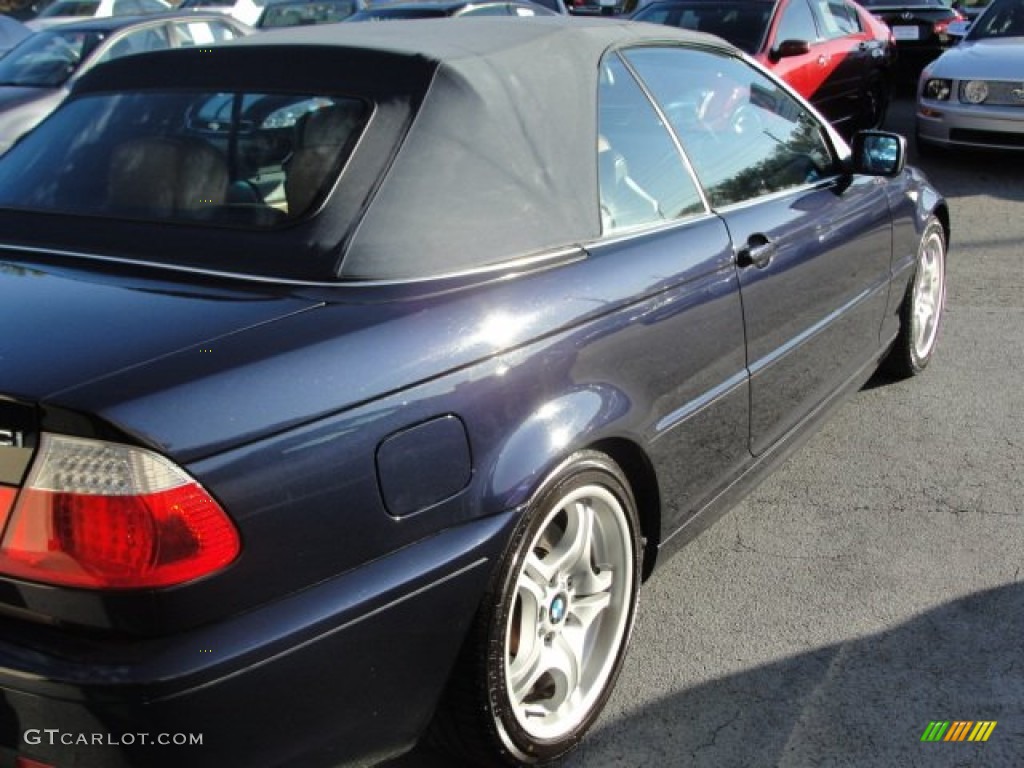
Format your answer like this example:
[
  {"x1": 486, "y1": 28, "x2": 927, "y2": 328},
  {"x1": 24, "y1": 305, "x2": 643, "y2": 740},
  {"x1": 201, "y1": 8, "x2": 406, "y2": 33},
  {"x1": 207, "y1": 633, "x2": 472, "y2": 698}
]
[
  {"x1": 432, "y1": 451, "x2": 642, "y2": 766},
  {"x1": 885, "y1": 215, "x2": 947, "y2": 378}
]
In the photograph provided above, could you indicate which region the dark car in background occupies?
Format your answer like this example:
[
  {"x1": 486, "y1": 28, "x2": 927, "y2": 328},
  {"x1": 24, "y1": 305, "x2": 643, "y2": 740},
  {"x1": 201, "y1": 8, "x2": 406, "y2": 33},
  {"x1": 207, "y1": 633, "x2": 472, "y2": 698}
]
[
  {"x1": 858, "y1": 0, "x2": 965, "y2": 75},
  {"x1": 631, "y1": 0, "x2": 896, "y2": 135},
  {"x1": 0, "y1": 13, "x2": 250, "y2": 153},
  {"x1": 255, "y1": 0, "x2": 366, "y2": 27},
  {"x1": 0, "y1": 17, "x2": 947, "y2": 768}
]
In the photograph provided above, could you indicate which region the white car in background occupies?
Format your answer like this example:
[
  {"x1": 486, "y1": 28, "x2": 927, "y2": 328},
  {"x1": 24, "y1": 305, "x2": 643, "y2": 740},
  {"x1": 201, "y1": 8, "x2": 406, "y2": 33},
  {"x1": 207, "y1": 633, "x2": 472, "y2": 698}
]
[
  {"x1": 177, "y1": 0, "x2": 265, "y2": 26},
  {"x1": 916, "y1": 0, "x2": 1024, "y2": 153},
  {"x1": 27, "y1": 0, "x2": 171, "y2": 29}
]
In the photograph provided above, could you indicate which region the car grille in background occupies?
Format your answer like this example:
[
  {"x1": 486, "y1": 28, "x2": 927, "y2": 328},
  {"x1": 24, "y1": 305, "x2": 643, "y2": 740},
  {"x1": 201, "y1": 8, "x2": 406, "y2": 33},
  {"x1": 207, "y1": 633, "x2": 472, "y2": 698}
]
[
  {"x1": 949, "y1": 128, "x2": 1024, "y2": 147},
  {"x1": 959, "y1": 81, "x2": 1024, "y2": 107}
]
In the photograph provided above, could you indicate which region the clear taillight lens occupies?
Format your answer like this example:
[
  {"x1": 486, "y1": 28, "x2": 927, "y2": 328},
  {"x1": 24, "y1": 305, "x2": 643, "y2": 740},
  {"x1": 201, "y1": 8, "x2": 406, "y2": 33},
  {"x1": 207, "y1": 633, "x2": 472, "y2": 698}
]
[{"x1": 0, "y1": 434, "x2": 240, "y2": 589}]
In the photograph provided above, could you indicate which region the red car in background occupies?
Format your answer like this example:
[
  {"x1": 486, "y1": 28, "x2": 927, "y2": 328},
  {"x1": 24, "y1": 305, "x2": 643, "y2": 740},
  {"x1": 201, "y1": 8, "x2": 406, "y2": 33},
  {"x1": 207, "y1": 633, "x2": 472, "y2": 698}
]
[{"x1": 630, "y1": 0, "x2": 897, "y2": 135}]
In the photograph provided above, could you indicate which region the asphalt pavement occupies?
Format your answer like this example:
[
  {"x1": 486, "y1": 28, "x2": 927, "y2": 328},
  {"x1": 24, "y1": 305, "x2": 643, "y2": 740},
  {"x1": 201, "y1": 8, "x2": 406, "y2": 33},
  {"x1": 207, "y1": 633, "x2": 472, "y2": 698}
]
[{"x1": 390, "y1": 94, "x2": 1024, "y2": 768}]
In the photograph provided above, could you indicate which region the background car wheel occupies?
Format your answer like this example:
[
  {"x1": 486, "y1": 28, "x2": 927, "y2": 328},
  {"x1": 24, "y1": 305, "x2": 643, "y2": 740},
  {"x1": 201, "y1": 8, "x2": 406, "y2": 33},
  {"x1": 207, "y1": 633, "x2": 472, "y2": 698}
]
[
  {"x1": 861, "y1": 81, "x2": 889, "y2": 131},
  {"x1": 431, "y1": 451, "x2": 643, "y2": 766},
  {"x1": 884, "y1": 216, "x2": 946, "y2": 378}
]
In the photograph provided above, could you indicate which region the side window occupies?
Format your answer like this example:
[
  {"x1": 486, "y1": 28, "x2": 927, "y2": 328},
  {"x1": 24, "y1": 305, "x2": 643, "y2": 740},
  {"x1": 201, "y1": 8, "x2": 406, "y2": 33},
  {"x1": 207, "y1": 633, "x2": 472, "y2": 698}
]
[
  {"x1": 93, "y1": 26, "x2": 170, "y2": 65},
  {"x1": 776, "y1": 0, "x2": 819, "y2": 42},
  {"x1": 174, "y1": 20, "x2": 240, "y2": 46},
  {"x1": 458, "y1": 4, "x2": 512, "y2": 14},
  {"x1": 110, "y1": 0, "x2": 142, "y2": 14},
  {"x1": 624, "y1": 47, "x2": 838, "y2": 208},
  {"x1": 813, "y1": 0, "x2": 860, "y2": 36},
  {"x1": 597, "y1": 54, "x2": 704, "y2": 234}
]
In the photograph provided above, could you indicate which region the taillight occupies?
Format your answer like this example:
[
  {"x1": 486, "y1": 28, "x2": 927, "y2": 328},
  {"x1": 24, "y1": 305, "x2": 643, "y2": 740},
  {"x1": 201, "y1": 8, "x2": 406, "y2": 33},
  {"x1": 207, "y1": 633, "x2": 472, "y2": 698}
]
[
  {"x1": 934, "y1": 13, "x2": 964, "y2": 35},
  {"x1": 0, "y1": 434, "x2": 240, "y2": 589}
]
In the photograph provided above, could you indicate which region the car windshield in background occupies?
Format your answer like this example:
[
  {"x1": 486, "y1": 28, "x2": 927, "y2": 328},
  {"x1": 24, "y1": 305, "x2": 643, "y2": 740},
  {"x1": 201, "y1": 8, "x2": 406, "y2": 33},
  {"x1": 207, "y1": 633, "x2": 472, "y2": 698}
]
[
  {"x1": 259, "y1": 0, "x2": 360, "y2": 27},
  {"x1": 967, "y1": 0, "x2": 1024, "y2": 37},
  {"x1": 0, "y1": 91, "x2": 368, "y2": 228},
  {"x1": 0, "y1": 29, "x2": 104, "y2": 87},
  {"x1": 630, "y1": 2, "x2": 772, "y2": 54},
  {"x1": 348, "y1": 6, "x2": 449, "y2": 17}
]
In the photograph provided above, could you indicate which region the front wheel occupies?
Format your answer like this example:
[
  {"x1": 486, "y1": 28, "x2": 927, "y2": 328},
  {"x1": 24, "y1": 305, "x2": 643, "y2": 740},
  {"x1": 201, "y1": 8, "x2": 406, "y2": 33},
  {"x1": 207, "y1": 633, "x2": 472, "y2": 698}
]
[
  {"x1": 431, "y1": 451, "x2": 643, "y2": 766},
  {"x1": 884, "y1": 215, "x2": 947, "y2": 377}
]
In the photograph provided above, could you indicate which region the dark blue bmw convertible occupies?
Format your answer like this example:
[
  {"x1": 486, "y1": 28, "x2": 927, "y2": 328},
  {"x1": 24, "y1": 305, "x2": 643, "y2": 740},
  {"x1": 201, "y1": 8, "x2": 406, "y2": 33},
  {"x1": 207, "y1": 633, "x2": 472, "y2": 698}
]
[{"x1": 0, "y1": 17, "x2": 947, "y2": 768}]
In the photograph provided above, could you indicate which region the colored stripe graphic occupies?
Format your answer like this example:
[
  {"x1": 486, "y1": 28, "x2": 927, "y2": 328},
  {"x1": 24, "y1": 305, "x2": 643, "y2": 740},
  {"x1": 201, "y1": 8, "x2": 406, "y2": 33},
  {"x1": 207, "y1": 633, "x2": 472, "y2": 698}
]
[
  {"x1": 945, "y1": 721, "x2": 972, "y2": 741},
  {"x1": 920, "y1": 720, "x2": 996, "y2": 742},
  {"x1": 969, "y1": 722, "x2": 997, "y2": 742}
]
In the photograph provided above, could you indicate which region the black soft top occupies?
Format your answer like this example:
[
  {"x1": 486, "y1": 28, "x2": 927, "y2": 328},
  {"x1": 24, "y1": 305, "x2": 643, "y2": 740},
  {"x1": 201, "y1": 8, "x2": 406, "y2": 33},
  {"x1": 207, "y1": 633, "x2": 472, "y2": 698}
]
[{"x1": 20, "y1": 18, "x2": 735, "y2": 280}]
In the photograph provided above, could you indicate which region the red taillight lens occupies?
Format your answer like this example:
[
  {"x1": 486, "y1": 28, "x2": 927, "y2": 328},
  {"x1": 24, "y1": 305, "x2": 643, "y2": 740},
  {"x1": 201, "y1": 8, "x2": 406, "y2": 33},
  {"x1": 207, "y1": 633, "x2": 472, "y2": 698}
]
[
  {"x1": 0, "y1": 485, "x2": 16, "y2": 528},
  {"x1": 934, "y1": 13, "x2": 964, "y2": 34},
  {"x1": 0, "y1": 434, "x2": 240, "y2": 589}
]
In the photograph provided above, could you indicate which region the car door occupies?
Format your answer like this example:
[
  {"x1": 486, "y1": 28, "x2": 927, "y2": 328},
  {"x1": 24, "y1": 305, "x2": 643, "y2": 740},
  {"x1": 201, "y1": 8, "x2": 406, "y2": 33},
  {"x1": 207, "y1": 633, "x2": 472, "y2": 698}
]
[
  {"x1": 805, "y1": 0, "x2": 875, "y2": 130},
  {"x1": 624, "y1": 46, "x2": 892, "y2": 455},
  {"x1": 594, "y1": 52, "x2": 752, "y2": 533},
  {"x1": 767, "y1": 0, "x2": 825, "y2": 104}
]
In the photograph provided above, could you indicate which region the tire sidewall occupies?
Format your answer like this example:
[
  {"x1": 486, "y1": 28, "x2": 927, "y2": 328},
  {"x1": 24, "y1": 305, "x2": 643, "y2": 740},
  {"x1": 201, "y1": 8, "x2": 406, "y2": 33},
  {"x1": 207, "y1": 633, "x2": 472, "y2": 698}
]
[
  {"x1": 484, "y1": 452, "x2": 643, "y2": 764},
  {"x1": 908, "y1": 217, "x2": 947, "y2": 372}
]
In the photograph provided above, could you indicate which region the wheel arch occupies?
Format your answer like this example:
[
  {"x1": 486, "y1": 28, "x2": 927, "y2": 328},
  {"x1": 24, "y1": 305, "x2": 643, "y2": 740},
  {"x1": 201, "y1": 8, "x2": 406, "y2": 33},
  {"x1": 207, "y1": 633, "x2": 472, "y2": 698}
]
[
  {"x1": 932, "y1": 202, "x2": 951, "y2": 251},
  {"x1": 480, "y1": 385, "x2": 661, "y2": 581},
  {"x1": 586, "y1": 437, "x2": 662, "y2": 582}
]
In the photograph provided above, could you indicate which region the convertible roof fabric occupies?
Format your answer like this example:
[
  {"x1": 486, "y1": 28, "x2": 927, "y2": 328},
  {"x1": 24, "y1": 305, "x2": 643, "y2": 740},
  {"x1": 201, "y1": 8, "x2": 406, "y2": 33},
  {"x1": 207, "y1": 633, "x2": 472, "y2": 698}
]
[{"x1": 64, "y1": 19, "x2": 732, "y2": 280}]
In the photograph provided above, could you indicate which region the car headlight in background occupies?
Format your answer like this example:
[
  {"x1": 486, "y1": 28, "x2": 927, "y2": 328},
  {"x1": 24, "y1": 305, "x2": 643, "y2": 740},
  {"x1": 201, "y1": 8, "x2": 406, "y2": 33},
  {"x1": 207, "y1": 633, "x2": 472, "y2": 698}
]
[
  {"x1": 924, "y1": 78, "x2": 952, "y2": 101},
  {"x1": 961, "y1": 80, "x2": 989, "y2": 104}
]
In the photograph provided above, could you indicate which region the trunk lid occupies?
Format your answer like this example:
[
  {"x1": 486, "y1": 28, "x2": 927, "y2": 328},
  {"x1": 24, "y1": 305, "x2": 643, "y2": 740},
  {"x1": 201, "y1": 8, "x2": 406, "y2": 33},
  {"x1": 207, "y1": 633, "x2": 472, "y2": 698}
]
[{"x1": 0, "y1": 257, "x2": 319, "y2": 401}]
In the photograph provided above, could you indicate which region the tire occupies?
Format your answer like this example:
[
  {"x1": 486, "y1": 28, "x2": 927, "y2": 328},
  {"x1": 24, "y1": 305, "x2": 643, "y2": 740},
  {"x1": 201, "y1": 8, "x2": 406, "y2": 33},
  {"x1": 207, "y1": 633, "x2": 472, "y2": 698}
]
[
  {"x1": 884, "y1": 215, "x2": 946, "y2": 378},
  {"x1": 431, "y1": 451, "x2": 643, "y2": 766},
  {"x1": 861, "y1": 81, "x2": 889, "y2": 131}
]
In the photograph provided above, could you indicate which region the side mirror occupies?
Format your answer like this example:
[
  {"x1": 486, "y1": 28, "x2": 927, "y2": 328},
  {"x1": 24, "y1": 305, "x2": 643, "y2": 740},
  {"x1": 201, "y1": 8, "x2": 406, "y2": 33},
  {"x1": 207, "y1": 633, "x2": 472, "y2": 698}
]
[
  {"x1": 772, "y1": 39, "x2": 811, "y2": 60},
  {"x1": 946, "y1": 19, "x2": 971, "y2": 37},
  {"x1": 851, "y1": 131, "x2": 906, "y2": 176}
]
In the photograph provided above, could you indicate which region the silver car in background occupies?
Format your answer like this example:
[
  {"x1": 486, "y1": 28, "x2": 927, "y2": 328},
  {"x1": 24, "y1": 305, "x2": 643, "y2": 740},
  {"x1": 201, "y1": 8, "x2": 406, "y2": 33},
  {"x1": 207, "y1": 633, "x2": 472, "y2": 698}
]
[{"x1": 916, "y1": 0, "x2": 1024, "y2": 153}]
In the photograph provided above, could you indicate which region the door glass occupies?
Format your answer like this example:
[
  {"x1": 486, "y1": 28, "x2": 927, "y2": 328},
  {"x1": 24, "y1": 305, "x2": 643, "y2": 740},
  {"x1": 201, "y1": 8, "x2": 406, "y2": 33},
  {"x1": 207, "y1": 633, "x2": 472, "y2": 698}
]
[
  {"x1": 624, "y1": 47, "x2": 838, "y2": 208},
  {"x1": 93, "y1": 26, "x2": 171, "y2": 65},
  {"x1": 597, "y1": 54, "x2": 704, "y2": 233},
  {"x1": 776, "y1": 0, "x2": 819, "y2": 42},
  {"x1": 176, "y1": 20, "x2": 240, "y2": 46},
  {"x1": 813, "y1": 0, "x2": 860, "y2": 36}
]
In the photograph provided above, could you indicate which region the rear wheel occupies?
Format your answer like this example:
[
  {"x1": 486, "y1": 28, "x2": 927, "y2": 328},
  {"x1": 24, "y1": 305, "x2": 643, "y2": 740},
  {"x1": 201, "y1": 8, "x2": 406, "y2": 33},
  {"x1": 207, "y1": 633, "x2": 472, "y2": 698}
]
[
  {"x1": 885, "y1": 215, "x2": 946, "y2": 377},
  {"x1": 861, "y1": 80, "x2": 889, "y2": 131},
  {"x1": 432, "y1": 451, "x2": 642, "y2": 766}
]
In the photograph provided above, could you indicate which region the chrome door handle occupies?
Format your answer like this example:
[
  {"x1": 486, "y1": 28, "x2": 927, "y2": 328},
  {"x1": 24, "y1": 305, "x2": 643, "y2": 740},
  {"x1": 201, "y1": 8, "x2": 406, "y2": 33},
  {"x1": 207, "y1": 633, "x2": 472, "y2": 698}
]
[{"x1": 737, "y1": 235, "x2": 776, "y2": 269}]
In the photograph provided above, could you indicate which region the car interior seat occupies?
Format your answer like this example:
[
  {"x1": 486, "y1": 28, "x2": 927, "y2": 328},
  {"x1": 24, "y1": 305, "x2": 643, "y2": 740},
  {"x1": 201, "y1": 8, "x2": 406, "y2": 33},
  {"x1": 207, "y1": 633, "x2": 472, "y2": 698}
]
[
  {"x1": 107, "y1": 136, "x2": 228, "y2": 219},
  {"x1": 284, "y1": 104, "x2": 360, "y2": 217},
  {"x1": 597, "y1": 134, "x2": 661, "y2": 231}
]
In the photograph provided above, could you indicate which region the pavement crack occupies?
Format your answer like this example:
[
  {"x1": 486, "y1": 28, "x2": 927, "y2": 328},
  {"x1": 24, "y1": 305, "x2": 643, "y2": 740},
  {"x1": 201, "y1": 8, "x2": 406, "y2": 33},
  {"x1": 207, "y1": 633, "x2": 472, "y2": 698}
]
[{"x1": 691, "y1": 709, "x2": 741, "y2": 758}]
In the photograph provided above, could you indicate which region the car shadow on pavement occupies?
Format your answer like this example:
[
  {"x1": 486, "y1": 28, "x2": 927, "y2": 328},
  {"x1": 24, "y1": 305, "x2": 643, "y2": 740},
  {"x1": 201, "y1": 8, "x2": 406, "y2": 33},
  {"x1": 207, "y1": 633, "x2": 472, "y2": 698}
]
[{"x1": 390, "y1": 582, "x2": 1024, "y2": 767}]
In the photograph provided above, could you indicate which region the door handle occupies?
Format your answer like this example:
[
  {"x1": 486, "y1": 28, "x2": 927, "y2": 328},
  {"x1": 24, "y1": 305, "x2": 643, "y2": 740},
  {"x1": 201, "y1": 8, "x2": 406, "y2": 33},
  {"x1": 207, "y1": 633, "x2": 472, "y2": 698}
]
[
  {"x1": 817, "y1": 54, "x2": 830, "y2": 66},
  {"x1": 737, "y1": 235, "x2": 776, "y2": 269}
]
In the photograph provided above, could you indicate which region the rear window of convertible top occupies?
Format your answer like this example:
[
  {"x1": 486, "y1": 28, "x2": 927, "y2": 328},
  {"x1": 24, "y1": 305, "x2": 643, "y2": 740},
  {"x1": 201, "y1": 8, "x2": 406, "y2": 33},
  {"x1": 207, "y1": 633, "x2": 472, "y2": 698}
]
[{"x1": 0, "y1": 90, "x2": 368, "y2": 229}]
